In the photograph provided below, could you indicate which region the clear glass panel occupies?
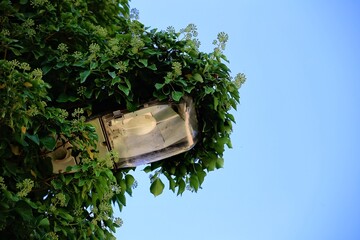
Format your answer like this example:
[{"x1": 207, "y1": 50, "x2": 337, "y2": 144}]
[{"x1": 97, "y1": 96, "x2": 198, "y2": 168}]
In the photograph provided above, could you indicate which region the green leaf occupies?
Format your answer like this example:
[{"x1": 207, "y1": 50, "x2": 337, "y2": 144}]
[
  {"x1": 38, "y1": 218, "x2": 50, "y2": 227},
  {"x1": 84, "y1": 88, "x2": 94, "y2": 98},
  {"x1": 97, "y1": 228, "x2": 105, "y2": 239},
  {"x1": 124, "y1": 77, "x2": 131, "y2": 88},
  {"x1": 192, "y1": 73, "x2": 203, "y2": 83},
  {"x1": 78, "y1": 178, "x2": 86, "y2": 187},
  {"x1": 189, "y1": 174, "x2": 199, "y2": 192},
  {"x1": 119, "y1": 179, "x2": 126, "y2": 194},
  {"x1": 184, "y1": 85, "x2": 195, "y2": 93},
  {"x1": 143, "y1": 166, "x2": 152, "y2": 173},
  {"x1": 81, "y1": 185, "x2": 88, "y2": 200},
  {"x1": 56, "y1": 93, "x2": 79, "y2": 103},
  {"x1": 214, "y1": 97, "x2": 219, "y2": 110},
  {"x1": 65, "y1": 175, "x2": 73, "y2": 185},
  {"x1": 68, "y1": 165, "x2": 81, "y2": 172},
  {"x1": 171, "y1": 91, "x2": 183, "y2": 101},
  {"x1": 179, "y1": 165, "x2": 187, "y2": 176},
  {"x1": 165, "y1": 77, "x2": 171, "y2": 84},
  {"x1": 226, "y1": 140, "x2": 233, "y2": 148},
  {"x1": 4, "y1": 189, "x2": 19, "y2": 202},
  {"x1": 155, "y1": 83, "x2": 164, "y2": 90},
  {"x1": 25, "y1": 133, "x2": 39, "y2": 145},
  {"x1": 169, "y1": 177, "x2": 176, "y2": 192},
  {"x1": 205, "y1": 86, "x2": 215, "y2": 94},
  {"x1": 221, "y1": 54, "x2": 229, "y2": 62},
  {"x1": 139, "y1": 59, "x2": 148, "y2": 67},
  {"x1": 24, "y1": 198, "x2": 38, "y2": 209},
  {"x1": 177, "y1": 179, "x2": 185, "y2": 196},
  {"x1": 32, "y1": 50, "x2": 44, "y2": 59},
  {"x1": 125, "y1": 174, "x2": 135, "y2": 196},
  {"x1": 40, "y1": 136, "x2": 56, "y2": 151},
  {"x1": 104, "y1": 169, "x2": 115, "y2": 181},
  {"x1": 73, "y1": 61, "x2": 85, "y2": 67},
  {"x1": 118, "y1": 84, "x2": 130, "y2": 96},
  {"x1": 207, "y1": 159, "x2": 216, "y2": 171},
  {"x1": 111, "y1": 76, "x2": 121, "y2": 85},
  {"x1": 230, "y1": 98, "x2": 237, "y2": 110},
  {"x1": 15, "y1": 205, "x2": 33, "y2": 222},
  {"x1": 147, "y1": 64, "x2": 157, "y2": 70},
  {"x1": 176, "y1": 79, "x2": 188, "y2": 87},
  {"x1": 51, "y1": 179, "x2": 62, "y2": 190},
  {"x1": 73, "y1": 171, "x2": 82, "y2": 179},
  {"x1": 10, "y1": 47, "x2": 21, "y2": 56},
  {"x1": 226, "y1": 113, "x2": 236, "y2": 123},
  {"x1": 42, "y1": 65, "x2": 52, "y2": 75},
  {"x1": 126, "y1": 100, "x2": 137, "y2": 111},
  {"x1": 197, "y1": 170, "x2": 207, "y2": 185},
  {"x1": 150, "y1": 178, "x2": 164, "y2": 197},
  {"x1": 216, "y1": 157, "x2": 224, "y2": 168},
  {"x1": 90, "y1": 61, "x2": 98, "y2": 70},
  {"x1": 108, "y1": 71, "x2": 116, "y2": 79},
  {"x1": 58, "y1": 209, "x2": 74, "y2": 221},
  {"x1": 118, "y1": 193, "x2": 126, "y2": 206},
  {"x1": 80, "y1": 70, "x2": 91, "y2": 83},
  {"x1": 125, "y1": 175, "x2": 135, "y2": 189},
  {"x1": 143, "y1": 49, "x2": 159, "y2": 55},
  {"x1": 104, "y1": 219, "x2": 116, "y2": 232},
  {"x1": 55, "y1": 62, "x2": 65, "y2": 68}
]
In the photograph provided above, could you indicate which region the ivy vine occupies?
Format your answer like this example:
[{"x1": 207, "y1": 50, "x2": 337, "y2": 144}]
[{"x1": 0, "y1": 0, "x2": 245, "y2": 239}]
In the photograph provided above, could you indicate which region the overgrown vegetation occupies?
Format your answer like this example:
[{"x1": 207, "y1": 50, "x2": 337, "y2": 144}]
[{"x1": 0, "y1": 0, "x2": 245, "y2": 238}]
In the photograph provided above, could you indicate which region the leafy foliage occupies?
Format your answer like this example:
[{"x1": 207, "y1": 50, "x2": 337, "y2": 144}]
[{"x1": 0, "y1": 0, "x2": 245, "y2": 238}]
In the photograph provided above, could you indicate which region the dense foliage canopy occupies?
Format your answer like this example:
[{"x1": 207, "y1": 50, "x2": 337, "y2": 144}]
[{"x1": 0, "y1": 0, "x2": 245, "y2": 238}]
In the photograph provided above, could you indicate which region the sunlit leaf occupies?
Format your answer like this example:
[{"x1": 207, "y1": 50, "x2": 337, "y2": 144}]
[
  {"x1": 171, "y1": 90, "x2": 183, "y2": 101},
  {"x1": 216, "y1": 157, "x2": 224, "y2": 168},
  {"x1": 150, "y1": 178, "x2": 164, "y2": 197},
  {"x1": 24, "y1": 82, "x2": 33, "y2": 88},
  {"x1": 125, "y1": 174, "x2": 135, "y2": 191},
  {"x1": 192, "y1": 73, "x2": 203, "y2": 82}
]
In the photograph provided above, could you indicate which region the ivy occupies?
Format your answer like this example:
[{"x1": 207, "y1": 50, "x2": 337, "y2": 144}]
[
  {"x1": 150, "y1": 178, "x2": 165, "y2": 197},
  {"x1": 0, "y1": 0, "x2": 245, "y2": 238}
]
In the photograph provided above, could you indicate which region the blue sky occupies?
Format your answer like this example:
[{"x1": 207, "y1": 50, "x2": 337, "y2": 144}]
[{"x1": 115, "y1": 1, "x2": 360, "y2": 239}]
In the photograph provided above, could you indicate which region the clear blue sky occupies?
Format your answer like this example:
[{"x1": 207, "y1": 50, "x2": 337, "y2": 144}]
[{"x1": 115, "y1": 1, "x2": 360, "y2": 239}]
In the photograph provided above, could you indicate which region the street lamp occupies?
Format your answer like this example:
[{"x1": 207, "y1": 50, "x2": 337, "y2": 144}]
[{"x1": 48, "y1": 97, "x2": 199, "y2": 173}]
